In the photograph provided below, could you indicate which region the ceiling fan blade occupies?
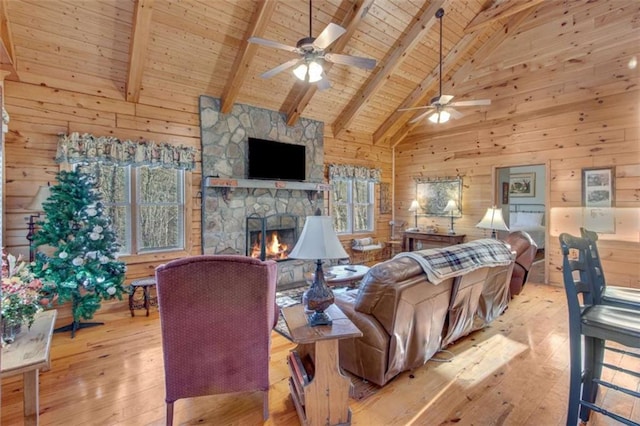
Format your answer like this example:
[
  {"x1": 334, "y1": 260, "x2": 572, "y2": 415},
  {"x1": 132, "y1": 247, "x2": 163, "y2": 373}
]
[
  {"x1": 448, "y1": 99, "x2": 492, "y2": 107},
  {"x1": 448, "y1": 108, "x2": 464, "y2": 119},
  {"x1": 324, "y1": 53, "x2": 376, "y2": 70},
  {"x1": 409, "y1": 109, "x2": 435, "y2": 124},
  {"x1": 248, "y1": 37, "x2": 298, "y2": 53},
  {"x1": 313, "y1": 23, "x2": 346, "y2": 50},
  {"x1": 260, "y1": 58, "x2": 302, "y2": 79},
  {"x1": 438, "y1": 94, "x2": 455, "y2": 105},
  {"x1": 398, "y1": 105, "x2": 434, "y2": 112},
  {"x1": 317, "y1": 74, "x2": 331, "y2": 91}
]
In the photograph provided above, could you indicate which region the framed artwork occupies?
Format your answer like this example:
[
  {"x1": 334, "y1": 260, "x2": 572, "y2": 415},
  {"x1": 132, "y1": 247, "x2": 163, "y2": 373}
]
[
  {"x1": 379, "y1": 182, "x2": 391, "y2": 214},
  {"x1": 509, "y1": 173, "x2": 535, "y2": 197},
  {"x1": 582, "y1": 167, "x2": 615, "y2": 207},
  {"x1": 582, "y1": 167, "x2": 615, "y2": 233},
  {"x1": 502, "y1": 182, "x2": 509, "y2": 204},
  {"x1": 415, "y1": 177, "x2": 462, "y2": 217}
]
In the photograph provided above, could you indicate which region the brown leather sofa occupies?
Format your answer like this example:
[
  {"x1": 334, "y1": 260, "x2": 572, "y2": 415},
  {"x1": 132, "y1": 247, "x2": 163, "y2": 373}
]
[
  {"x1": 504, "y1": 231, "x2": 538, "y2": 297},
  {"x1": 334, "y1": 246, "x2": 514, "y2": 386}
]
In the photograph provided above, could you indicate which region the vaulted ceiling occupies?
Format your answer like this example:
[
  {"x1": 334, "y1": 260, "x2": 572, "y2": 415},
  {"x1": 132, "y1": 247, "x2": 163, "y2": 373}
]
[{"x1": 1, "y1": 0, "x2": 636, "y2": 147}]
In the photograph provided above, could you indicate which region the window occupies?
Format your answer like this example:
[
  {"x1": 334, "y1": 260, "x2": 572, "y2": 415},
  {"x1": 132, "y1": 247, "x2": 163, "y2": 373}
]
[
  {"x1": 80, "y1": 163, "x2": 185, "y2": 255},
  {"x1": 331, "y1": 178, "x2": 374, "y2": 234}
]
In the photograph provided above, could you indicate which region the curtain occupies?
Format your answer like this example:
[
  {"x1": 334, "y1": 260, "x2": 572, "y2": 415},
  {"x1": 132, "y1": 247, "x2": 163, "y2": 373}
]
[
  {"x1": 328, "y1": 164, "x2": 381, "y2": 182},
  {"x1": 56, "y1": 132, "x2": 197, "y2": 171}
]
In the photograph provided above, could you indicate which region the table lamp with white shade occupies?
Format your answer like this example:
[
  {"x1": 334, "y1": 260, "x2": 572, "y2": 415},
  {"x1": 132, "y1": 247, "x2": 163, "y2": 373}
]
[
  {"x1": 443, "y1": 199, "x2": 460, "y2": 235},
  {"x1": 476, "y1": 206, "x2": 509, "y2": 239},
  {"x1": 288, "y1": 215, "x2": 348, "y2": 326},
  {"x1": 408, "y1": 200, "x2": 420, "y2": 229}
]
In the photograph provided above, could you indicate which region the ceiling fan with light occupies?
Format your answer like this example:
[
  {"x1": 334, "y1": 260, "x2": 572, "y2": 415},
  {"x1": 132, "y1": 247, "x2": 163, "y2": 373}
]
[
  {"x1": 399, "y1": 8, "x2": 491, "y2": 124},
  {"x1": 248, "y1": 0, "x2": 376, "y2": 90}
]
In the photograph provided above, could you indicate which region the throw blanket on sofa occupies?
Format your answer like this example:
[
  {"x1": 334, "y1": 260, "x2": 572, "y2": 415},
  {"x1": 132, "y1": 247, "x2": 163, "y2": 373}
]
[{"x1": 394, "y1": 238, "x2": 513, "y2": 284}]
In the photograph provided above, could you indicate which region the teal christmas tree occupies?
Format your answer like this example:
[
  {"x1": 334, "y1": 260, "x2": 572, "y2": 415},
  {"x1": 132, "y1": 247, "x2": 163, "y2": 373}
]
[{"x1": 33, "y1": 169, "x2": 127, "y2": 337}]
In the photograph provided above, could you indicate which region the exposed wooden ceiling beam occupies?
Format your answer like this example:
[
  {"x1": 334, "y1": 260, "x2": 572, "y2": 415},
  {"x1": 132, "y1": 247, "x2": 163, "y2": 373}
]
[
  {"x1": 221, "y1": 0, "x2": 278, "y2": 114},
  {"x1": 390, "y1": 8, "x2": 537, "y2": 148},
  {"x1": 373, "y1": 31, "x2": 481, "y2": 145},
  {"x1": 0, "y1": 0, "x2": 17, "y2": 79},
  {"x1": 331, "y1": 0, "x2": 449, "y2": 138},
  {"x1": 285, "y1": 0, "x2": 374, "y2": 126},
  {"x1": 464, "y1": 0, "x2": 544, "y2": 33},
  {"x1": 126, "y1": 0, "x2": 154, "y2": 103}
]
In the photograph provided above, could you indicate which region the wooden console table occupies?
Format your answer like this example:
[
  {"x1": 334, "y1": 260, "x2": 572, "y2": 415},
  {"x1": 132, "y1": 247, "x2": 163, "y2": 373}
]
[
  {"x1": 1, "y1": 309, "x2": 57, "y2": 426},
  {"x1": 402, "y1": 231, "x2": 466, "y2": 251},
  {"x1": 282, "y1": 304, "x2": 362, "y2": 426}
]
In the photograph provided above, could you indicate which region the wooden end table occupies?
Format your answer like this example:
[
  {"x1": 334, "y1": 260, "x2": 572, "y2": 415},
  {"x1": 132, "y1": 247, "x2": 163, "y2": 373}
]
[
  {"x1": 1, "y1": 309, "x2": 57, "y2": 426},
  {"x1": 282, "y1": 304, "x2": 362, "y2": 426}
]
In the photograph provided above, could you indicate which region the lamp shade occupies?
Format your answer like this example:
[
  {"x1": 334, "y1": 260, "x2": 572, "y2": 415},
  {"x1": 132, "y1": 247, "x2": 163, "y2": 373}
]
[
  {"x1": 288, "y1": 216, "x2": 348, "y2": 260},
  {"x1": 443, "y1": 199, "x2": 459, "y2": 214},
  {"x1": 408, "y1": 200, "x2": 420, "y2": 212},
  {"x1": 26, "y1": 185, "x2": 52, "y2": 211},
  {"x1": 476, "y1": 207, "x2": 510, "y2": 232},
  {"x1": 428, "y1": 110, "x2": 450, "y2": 124}
]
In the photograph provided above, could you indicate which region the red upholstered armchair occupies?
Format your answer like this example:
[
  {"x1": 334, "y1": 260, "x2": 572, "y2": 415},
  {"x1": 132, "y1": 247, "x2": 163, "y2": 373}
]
[
  {"x1": 504, "y1": 231, "x2": 538, "y2": 297},
  {"x1": 155, "y1": 255, "x2": 278, "y2": 425}
]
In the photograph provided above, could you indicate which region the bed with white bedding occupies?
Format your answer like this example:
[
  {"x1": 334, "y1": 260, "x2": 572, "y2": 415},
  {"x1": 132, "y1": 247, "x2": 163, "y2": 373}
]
[{"x1": 508, "y1": 204, "x2": 546, "y2": 249}]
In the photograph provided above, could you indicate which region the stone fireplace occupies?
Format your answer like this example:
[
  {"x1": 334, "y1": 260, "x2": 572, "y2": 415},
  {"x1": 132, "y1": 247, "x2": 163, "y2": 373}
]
[{"x1": 199, "y1": 96, "x2": 326, "y2": 287}]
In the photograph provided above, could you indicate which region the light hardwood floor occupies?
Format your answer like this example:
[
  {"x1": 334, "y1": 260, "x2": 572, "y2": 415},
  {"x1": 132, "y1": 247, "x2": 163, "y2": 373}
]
[{"x1": 2, "y1": 282, "x2": 639, "y2": 425}]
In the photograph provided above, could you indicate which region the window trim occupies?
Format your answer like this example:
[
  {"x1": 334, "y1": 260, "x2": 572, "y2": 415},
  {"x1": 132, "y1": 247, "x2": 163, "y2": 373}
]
[
  {"x1": 331, "y1": 177, "x2": 375, "y2": 235},
  {"x1": 72, "y1": 163, "x2": 191, "y2": 258}
]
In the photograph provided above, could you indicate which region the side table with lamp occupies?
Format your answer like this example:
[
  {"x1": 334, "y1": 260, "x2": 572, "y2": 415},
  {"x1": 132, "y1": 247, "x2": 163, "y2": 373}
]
[{"x1": 284, "y1": 214, "x2": 363, "y2": 425}]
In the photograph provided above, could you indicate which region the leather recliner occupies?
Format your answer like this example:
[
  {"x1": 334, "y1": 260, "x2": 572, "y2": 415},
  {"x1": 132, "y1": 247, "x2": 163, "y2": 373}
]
[{"x1": 504, "y1": 231, "x2": 538, "y2": 297}]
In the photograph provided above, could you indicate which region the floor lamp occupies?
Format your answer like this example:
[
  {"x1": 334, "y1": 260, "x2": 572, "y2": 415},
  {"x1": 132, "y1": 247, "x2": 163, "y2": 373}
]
[{"x1": 26, "y1": 185, "x2": 52, "y2": 262}]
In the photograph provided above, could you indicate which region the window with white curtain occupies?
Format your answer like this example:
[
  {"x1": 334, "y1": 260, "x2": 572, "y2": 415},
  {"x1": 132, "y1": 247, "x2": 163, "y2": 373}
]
[
  {"x1": 80, "y1": 163, "x2": 185, "y2": 255},
  {"x1": 331, "y1": 177, "x2": 374, "y2": 234}
]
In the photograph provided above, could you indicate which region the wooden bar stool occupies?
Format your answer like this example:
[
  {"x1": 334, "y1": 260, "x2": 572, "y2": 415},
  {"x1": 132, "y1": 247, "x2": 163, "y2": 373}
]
[{"x1": 129, "y1": 277, "x2": 157, "y2": 317}]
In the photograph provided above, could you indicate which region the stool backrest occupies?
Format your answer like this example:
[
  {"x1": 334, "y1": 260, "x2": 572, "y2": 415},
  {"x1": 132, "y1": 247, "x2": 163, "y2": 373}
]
[{"x1": 559, "y1": 233, "x2": 601, "y2": 313}]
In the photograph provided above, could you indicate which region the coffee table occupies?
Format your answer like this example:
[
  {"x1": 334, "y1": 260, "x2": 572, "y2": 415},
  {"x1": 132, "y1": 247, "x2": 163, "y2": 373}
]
[{"x1": 326, "y1": 264, "x2": 370, "y2": 288}]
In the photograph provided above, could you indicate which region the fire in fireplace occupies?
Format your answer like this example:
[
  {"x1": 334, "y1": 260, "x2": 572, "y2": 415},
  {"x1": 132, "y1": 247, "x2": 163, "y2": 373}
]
[{"x1": 246, "y1": 213, "x2": 299, "y2": 261}]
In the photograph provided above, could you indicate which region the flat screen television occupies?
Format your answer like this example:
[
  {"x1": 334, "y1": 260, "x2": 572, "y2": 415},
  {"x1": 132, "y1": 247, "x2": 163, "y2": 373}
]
[{"x1": 248, "y1": 138, "x2": 306, "y2": 181}]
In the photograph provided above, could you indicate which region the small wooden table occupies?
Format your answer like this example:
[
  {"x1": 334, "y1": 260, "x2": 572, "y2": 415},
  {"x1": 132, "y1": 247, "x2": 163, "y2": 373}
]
[
  {"x1": 402, "y1": 231, "x2": 466, "y2": 251},
  {"x1": 282, "y1": 304, "x2": 362, "y2": 426},
  {"x1": 326, "y1": 265, "x2": 370, "y2": 288},
  {"x1": 1, "y1": 309, "x2": 57, "y2": 426}
]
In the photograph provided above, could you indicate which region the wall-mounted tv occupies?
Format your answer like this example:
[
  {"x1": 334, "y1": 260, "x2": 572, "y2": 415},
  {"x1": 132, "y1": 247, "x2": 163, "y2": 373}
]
[{"x1": 248, "y1": 138, "x2": 306, "y2": 181}]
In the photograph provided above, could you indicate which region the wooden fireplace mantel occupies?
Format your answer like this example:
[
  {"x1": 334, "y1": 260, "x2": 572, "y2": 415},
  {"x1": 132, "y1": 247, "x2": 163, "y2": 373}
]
[{"x1": 205, "y1": 177, "x2": 330, "y2": 192}]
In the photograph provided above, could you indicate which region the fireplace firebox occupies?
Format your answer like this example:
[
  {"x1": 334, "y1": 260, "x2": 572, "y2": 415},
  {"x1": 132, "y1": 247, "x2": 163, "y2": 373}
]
[{"x1": 246, "y1": 213, "x2": 299, "y2": 261}]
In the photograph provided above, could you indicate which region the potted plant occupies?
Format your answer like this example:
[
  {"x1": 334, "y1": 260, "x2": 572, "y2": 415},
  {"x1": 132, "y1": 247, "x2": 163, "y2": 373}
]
[{"x1": 1, "y1": 251, "x2": 44, "y2": 343}]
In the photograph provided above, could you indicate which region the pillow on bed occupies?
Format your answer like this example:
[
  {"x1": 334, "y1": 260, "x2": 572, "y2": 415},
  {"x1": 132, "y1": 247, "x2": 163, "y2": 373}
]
[{"x1": 512, "y1": 212, "x2": 544, "y2": 227}]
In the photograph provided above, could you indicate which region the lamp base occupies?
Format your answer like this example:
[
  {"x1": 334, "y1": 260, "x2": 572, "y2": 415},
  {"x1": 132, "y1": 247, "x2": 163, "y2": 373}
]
[
  {"x1": 307, "y1": 310, "x2": 332, "y2": 326},
  {"x1": 303, "y1": 259, "x2": 335, "y2": 327},
  {"x1": 448, "y1": 229, "x2": 456, "y2": 235}
]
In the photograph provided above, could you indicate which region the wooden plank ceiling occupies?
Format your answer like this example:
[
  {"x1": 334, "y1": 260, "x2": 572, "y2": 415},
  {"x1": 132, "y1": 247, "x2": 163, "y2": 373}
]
[{"x1": 0, "y1": 0, "x2": 610, "y2": 146}]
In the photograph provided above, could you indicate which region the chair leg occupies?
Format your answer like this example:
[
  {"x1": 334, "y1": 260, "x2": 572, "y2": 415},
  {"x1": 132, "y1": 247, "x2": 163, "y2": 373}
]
[
  {"x1": 580, "y1": 337, "x2": 605, "y2": 422},
  {"x1": 567, "y1": 327, "x2": 582, "y2": 425},
  {"x1": 166, "y1": 401, "x2": 174, "y2": 426},
  {"x1": 263, "y1": 390, "x2": 269, "y2": 421}
]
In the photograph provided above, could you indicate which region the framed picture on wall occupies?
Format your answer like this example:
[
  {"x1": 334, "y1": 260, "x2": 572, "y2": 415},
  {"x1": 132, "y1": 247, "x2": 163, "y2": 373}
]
[
  {"x1": 582, "y1": 167, "x2": 615, "y2": 207},
  {"x1": 509, "y1": 173, "x2": 535, "y2": 197},
  {"x1": 582, "y1": 167, "x2": 615, "y2": 233},
  {"x1": 415, "y1": 177, "x2": 462, "y2": 217}
]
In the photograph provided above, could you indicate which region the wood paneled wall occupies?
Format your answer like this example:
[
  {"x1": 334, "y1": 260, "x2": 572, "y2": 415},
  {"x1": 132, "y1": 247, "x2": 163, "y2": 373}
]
[
  {"x1": 2, "y1": 80, "x2": 393, "y2": 322},
  {"x1": 395, "y1": 88, "x2": 640, "y2": 288}
]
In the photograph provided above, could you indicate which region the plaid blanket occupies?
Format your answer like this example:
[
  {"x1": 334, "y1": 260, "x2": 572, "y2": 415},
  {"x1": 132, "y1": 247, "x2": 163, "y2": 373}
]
[{"x1": 394, "y1": 238, "x2": 513, "y2": 284}]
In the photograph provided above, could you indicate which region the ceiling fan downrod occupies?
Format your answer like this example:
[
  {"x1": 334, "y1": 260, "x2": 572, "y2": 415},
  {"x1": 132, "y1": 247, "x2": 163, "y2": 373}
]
[{"x1": 436, "y1": 8, "x2": 444, "y2": 102}]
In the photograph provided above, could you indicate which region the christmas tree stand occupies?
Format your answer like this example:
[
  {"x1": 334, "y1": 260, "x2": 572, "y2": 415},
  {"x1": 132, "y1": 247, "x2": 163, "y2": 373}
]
[{"x1": 54, "y1": 321, "x2": 104, "y2": 338}]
